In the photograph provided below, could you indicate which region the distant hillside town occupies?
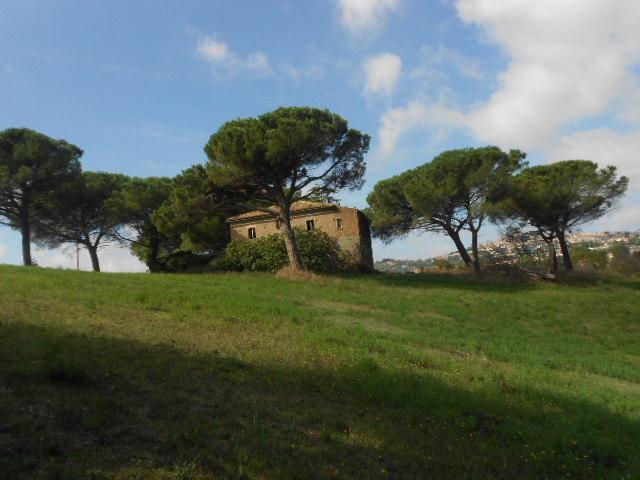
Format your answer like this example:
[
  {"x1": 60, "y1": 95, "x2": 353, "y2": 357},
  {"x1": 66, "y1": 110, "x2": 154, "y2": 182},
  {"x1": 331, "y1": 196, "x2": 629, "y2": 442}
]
[{"x1": 375, "y1": 230, "x2": 640, "y2": 273}]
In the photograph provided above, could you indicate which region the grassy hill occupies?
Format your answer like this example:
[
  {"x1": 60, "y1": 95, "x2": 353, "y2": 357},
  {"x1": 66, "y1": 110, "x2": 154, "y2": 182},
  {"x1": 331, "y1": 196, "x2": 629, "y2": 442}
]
[{"x1": 1, "y1": 265, "x2": 639, "y2": 479}]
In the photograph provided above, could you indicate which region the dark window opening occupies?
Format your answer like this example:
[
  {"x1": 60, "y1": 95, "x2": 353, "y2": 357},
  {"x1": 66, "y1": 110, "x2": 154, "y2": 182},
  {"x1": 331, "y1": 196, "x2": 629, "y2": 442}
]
[
  {"x1": 336, "y1": 218, "x2": 343, "y2": 230},
  {"x1": 306, "y1": 219, "x2": 315, "y2": 231},
  {"x1": 248, "y1": 227, "x2": 256, "y2": 239}
]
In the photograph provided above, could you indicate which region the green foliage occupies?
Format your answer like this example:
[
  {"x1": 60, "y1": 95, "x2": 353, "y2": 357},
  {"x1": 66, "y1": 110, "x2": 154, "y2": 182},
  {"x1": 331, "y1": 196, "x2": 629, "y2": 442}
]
[
  {"x1": 114, "y1": 176, "x2": 177, "y2": 271},
  {"x1": 153, "y1": 165, "x2": 234, "y2": 253},
  {"x1": 205, "y1": 106, "x2": 370, "y2": 269},
  {"x1": 572, "y1": 243, "x2": 609, "y2": 271},
  {"x1": 0, "y1": 128, "x2": 83, "y2": 223},
  {"x1": 295, "y1": 227, "x2": 345, "y2": 272},
  {"x1": 497, "y1": 161, "x2": 628, "y2": 232},
  {"x1": 608, "y1": 242, "x2": 640, "y2": 274},
  {"x1": 0, "y1": 128, "x2": 82, "y2": 264},
  {"x1": 205, "y1": 107, "x2": 370, "y2": 197},
  {"x1": 161, "y1": 250, "x2": 215, "y2": 273},
  {"x1": 365, "y1": 174, "x2": 416, "y2": 243},
  {"x1": 34, "y1": 171, "x2": 130, "y2": 248},
  {"x1": 367, "y1": 146, "x2": 526, "y2": 273},
  {"x1": 432, "y1": 258, "x2": 455, "y2": 270},
  {"x1": 32, "y1": 171, "x2": 130, "y2": 271},
  {"x1": 494, "y1": 160, "x2": 628, "y2": 271},
  {"x1": 405, "y1": 147, "x2": 525, "y2": 223},
  {"x1": 220, "y1": 228, "x2": 344, "y2": 273},
  {"x1": 220, "y1": 233, "x2": 289, "y2": 272}
]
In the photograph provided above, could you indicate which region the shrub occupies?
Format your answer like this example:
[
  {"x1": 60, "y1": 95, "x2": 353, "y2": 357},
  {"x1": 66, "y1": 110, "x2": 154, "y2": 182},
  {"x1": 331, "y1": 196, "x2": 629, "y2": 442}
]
[
  {"x1": 161, "y1": 250, "x2": 215, "y2": 273},
  {"x1": 572, "y1": 244, "x2": 608, "y2": 271},
  {"x1": 219, "y1": 233, "x2": 289, "y2": 272},
  {"x1": 219, "y1": 228, "x2": 346, "y2": 273},
  {"x1": 608, "y1": 242, "x2": 640, "y2": 274},
  {"x1": 432, "y1": 258, "x2": 455, "y2": 271},
  {"x1": 295, "y1": 228, "x2": 344, "y2": 272}
]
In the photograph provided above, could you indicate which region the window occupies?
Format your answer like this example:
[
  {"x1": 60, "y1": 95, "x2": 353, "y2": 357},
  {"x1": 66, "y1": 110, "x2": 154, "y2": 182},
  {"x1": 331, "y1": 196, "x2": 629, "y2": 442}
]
[
  {"x1": 248, "y1": 227, "x2": 256, "y2": 239},
  {"x1": 335, "y1": 218, "x2": 343, "y2": 230},
  {"x1": 306, "y1": 219, "x2": 315, "y2": 231}
]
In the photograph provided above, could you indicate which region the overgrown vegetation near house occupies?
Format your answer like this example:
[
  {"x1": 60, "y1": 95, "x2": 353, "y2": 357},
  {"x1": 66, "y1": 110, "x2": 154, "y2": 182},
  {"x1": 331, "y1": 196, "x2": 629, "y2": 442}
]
[
  {"x1": 220, "y1": 227, "x2": 350, "y2": 273},
  {"x1": 1, "y1": 265, "x2": 639, "y2": 479}
]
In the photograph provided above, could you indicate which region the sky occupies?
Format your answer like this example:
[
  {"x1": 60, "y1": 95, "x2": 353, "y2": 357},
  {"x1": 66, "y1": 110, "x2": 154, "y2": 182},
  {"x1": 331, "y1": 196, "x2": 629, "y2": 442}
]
[{"x1": 1, "y1": 0, "x2": 639, "y2": 271}]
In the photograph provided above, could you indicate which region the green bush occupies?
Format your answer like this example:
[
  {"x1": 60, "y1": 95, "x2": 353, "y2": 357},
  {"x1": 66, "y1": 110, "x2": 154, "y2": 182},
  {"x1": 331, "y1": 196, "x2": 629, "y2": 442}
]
[
  {"x1": 219, "y1": 228, "x2": 346, "y2": 273},
  {"x1": 608, "y1": 242, "x2": 640, "y2": 274},
  {"x1": 432, "y1": 258, "x2": 455, "y2": 271},
  {"x1": 219, "y1": 233, "x2": 289, "y2": 272},
  {"x1": 295, "y1": 228, "x2": 344, "y2": 272},
  {"x1": 162, "y1": 250, "x2": 215, "y2": 273},
  {"x1": 572, "y1": 244, "x2": 608, "y2": 271}
]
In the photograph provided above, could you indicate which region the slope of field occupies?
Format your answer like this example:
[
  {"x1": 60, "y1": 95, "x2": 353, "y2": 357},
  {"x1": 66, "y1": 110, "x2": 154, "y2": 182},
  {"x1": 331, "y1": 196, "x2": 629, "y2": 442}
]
[{"x1": 1, "y1": 265, "x2": 639, "y2": 479}]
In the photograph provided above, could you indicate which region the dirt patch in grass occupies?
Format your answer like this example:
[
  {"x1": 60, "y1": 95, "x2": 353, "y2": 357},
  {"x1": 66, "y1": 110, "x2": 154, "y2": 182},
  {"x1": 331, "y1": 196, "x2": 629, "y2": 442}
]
[
  {"x1": 275, "y1": 266, "x2": 323, "y2": 281},
  {"x1": 313, "y1": 300, "x2": 387, "y2": 314},
  {"x1": 414, "y1": 311, "x2": 455, "y2": 322},
  {"x1": 326, "y1": 314, "x2": 406, "y2": 335}
]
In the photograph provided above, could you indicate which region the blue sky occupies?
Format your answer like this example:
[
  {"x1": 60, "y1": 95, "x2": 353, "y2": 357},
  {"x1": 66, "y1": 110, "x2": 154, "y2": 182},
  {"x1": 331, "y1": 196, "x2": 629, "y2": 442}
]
[{"x1": 1, "y1": 0, "x2": 639, "y2": 270}]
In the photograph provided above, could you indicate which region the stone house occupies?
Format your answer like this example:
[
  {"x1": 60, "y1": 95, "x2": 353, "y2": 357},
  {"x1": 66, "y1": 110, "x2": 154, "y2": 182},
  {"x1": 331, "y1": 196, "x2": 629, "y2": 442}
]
[{"x1": 226, "y1": 200, "x2": 374, "y2": 270}]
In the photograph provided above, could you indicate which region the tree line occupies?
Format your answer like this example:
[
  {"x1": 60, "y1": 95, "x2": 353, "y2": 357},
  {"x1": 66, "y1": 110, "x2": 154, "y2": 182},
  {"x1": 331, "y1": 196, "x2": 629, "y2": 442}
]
[
  {"x1": 366, "y1": 147, "x2": 628, "y2": 276},
  {"x1": 0, "y1": 107, "x2": 629, "y2": 276},
  {"x1": 0, "y1": 107, "x2": 370, "y2": 271}
]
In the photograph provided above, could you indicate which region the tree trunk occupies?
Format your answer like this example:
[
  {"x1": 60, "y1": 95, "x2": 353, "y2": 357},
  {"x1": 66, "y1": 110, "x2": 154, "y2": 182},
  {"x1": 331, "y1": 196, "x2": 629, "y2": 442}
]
[
  {"x1": 282, "y1": 215, "x2": 304, "y2": 270},
  {"x1": 557, "y1": 231, "x2": 573, "y2": 271},
  {"x1": 470, "y1": 228, "x2": 481, "y2": 277},
  {"x1": 20, "y1": 207, "x2": 32, "y2": 266},
  {"x1": 547, "y1": 241, "x2": 558, "y2": 276},
  {"x1": 146, "y1": 227, "x2": 161, "y2": 272},
  {"x1": 87, "y1": 245, "x2": 100, "y2": 272},
  {"x1": 446, "y1": 228, "x2": 472, "y2": 267}
]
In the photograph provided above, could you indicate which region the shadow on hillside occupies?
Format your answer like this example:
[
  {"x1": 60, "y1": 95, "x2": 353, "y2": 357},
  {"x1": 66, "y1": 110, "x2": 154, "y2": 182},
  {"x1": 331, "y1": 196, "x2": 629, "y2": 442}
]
[
  {"x1": 363, "y1": 272, "x2": 538, "y2": 293},
  {"x1": 1, "y1": 321, "x2": 638, "y2": 479},
  {"x1": 555, "y1": 272, "x2": 640, "y2": 290}
]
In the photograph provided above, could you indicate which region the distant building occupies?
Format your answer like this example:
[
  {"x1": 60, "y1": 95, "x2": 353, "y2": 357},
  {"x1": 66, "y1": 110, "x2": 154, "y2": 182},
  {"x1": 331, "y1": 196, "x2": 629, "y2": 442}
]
[{"x1": 226, "y1": 200, "x2": 374, "y2": 270}]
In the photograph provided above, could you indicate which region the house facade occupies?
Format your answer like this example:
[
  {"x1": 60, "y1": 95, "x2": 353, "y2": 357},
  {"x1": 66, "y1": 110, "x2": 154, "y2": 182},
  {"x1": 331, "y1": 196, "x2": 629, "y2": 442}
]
[{"x1": 226, "y1": 200, "x2": 374, "y2": 270}]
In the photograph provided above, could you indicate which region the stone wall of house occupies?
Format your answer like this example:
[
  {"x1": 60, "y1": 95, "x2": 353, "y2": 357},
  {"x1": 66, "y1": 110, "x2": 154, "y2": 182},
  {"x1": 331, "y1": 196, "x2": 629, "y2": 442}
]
[{"x1": 229, "y1": 206, "x2": 373, "y2": 270}]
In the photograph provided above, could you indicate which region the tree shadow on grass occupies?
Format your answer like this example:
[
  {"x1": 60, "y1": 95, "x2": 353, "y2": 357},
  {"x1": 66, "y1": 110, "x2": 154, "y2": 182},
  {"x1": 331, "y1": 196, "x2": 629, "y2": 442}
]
[
  {"x1": 1, "y1": 321, "x2": 638, "y2": 479},
  {"x1": 362, "y1": 271, "x2": 640, "y2": 293},
  {"x1": 358, "y1": 272, "x2": 538, "y2": 294}
]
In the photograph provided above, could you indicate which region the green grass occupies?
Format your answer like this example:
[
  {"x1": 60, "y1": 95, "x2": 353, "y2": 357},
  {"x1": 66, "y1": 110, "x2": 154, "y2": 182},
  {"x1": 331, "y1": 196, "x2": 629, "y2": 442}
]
[{"x1": 1, "y1": 265, "x2": 639, "y2": 479}]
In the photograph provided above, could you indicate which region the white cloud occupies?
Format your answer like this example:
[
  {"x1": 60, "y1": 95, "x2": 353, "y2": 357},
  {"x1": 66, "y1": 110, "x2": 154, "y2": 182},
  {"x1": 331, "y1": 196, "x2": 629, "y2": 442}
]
[
  {"x1": 336, "y1": 0, "x2": 400, "y2": 36},
  {"x1": 33, "y1": 244, "x2": 147, "y2": 273},
  {"x1": 196, "y1": 36, "x2": 272, "y2": 78},
  {"x1": 245, "y1": 52, "x2": 271, "y2": 75},
  {"x1": 196, "y1": 35, "x2": 326, "y2": 83},
  {"x1": 459, "y1": 0, "x2": 640, "y2": 148},
  {"x1": 549, "y1": 128, "x2": 640, "y2": 188},
  {"x1": 586, "y1": 199, "x2": 640, "y2": 232},
  {"x1": 545, "y1": 127, "x2": 640, "y2": 230},
  {"x1": 412, "y1": 45, "x2": 485, "y2": 82},
  {"x1": 378, "y1": 0, "x2": 640, "y2": 155},
  {"x1": 197, "y1": 37, "x2": 230, "y2": 62},
  {"x1": 378, "y1": 101, "x2": 465, "y2": 156},
  {"x1": 0, "y1": 243, "x2": 7, "y2": 259},
  {"x1": 363, "y1": 53, "x2": 402, "y2": 99},
  {"x1": 282, "y1": 64, "x2": 325, "y2": 82}
]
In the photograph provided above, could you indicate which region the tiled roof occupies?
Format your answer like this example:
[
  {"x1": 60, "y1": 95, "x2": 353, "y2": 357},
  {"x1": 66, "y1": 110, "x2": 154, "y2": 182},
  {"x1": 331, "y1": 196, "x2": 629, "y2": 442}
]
[{"x1": 226, "y1": 200, "x2": 338, "y2": 223}]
